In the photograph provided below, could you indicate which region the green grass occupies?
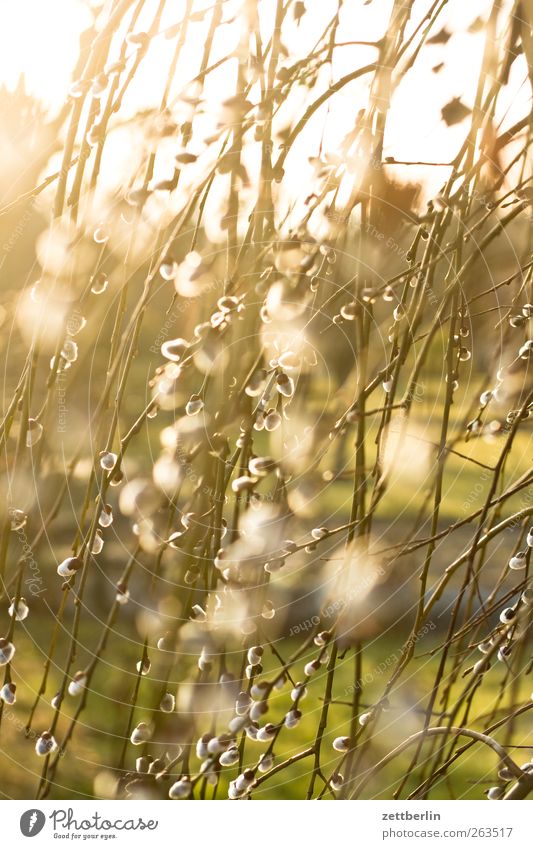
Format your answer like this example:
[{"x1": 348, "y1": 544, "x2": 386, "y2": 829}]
[{"x1": 3, "y1": 624, "x2": 530, "y2": 800}]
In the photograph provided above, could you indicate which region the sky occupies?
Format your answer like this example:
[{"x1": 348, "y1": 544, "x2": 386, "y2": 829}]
[{"x1": 0, "y1": 0, "x2": 528, "y2": 211}]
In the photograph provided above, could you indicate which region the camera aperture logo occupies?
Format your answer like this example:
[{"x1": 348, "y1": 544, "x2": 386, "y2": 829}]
[{"x1": 20, "y1": 810, "x2": 46, "y2": 837}]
